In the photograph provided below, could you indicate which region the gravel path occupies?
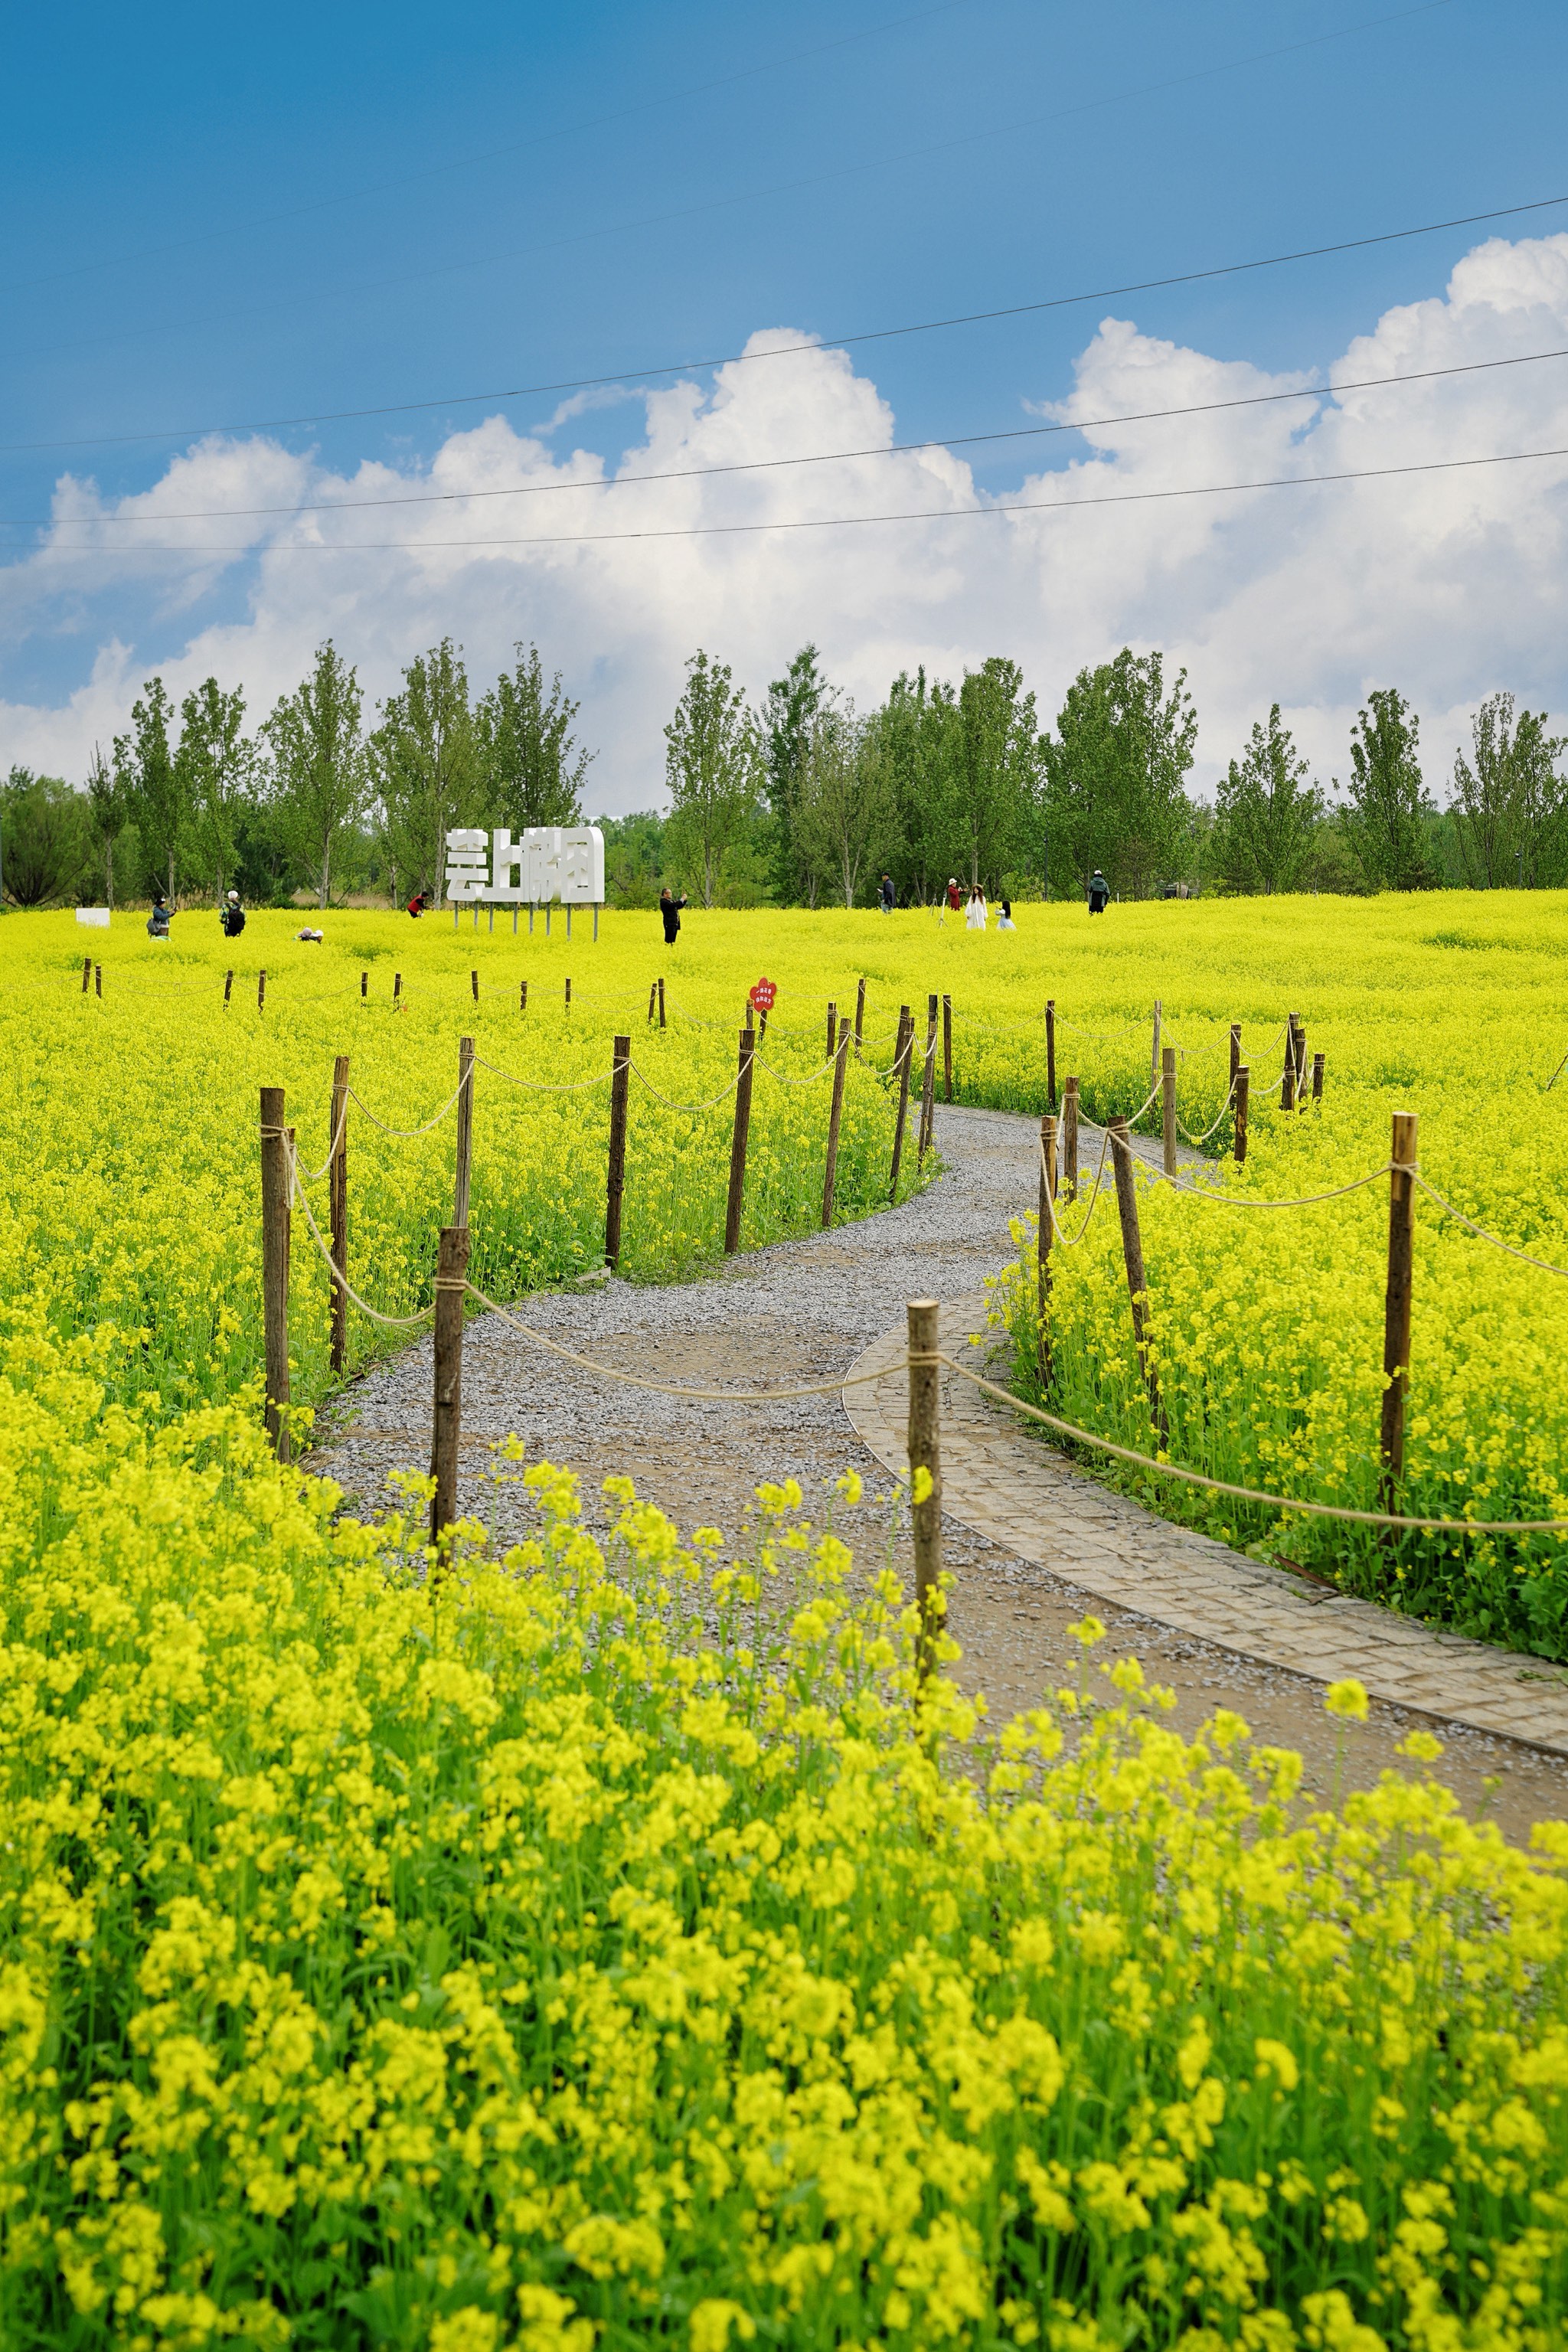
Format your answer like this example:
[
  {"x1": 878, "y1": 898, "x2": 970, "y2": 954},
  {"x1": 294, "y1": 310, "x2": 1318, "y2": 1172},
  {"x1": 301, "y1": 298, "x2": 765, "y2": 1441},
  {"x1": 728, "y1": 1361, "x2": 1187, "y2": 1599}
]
[{"x1": 312, "y1": 1103, "x2": 1568, "y2": 1842}]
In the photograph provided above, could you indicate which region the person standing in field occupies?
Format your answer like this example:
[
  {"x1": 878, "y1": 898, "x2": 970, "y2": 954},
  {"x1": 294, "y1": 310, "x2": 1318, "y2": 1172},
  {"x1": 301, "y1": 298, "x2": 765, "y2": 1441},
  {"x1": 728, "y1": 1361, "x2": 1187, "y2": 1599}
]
[
  {"x1": 965, "y1": 884, "x2": 988, "y2": 930},
  {"x1": 660, "y1": 886, "x2": 688, "y2": 946},
  {"x1": 880, "y1": 873, "x2": 896, "y2": 913},
  {"x1": 147, "y1": 890, "x2": 171, "y2": 938},
  {"x1": 946, "y1": 877, "x2": 963, "y2": 912},
  {"x1": 1087, "y1": 869, "x2": 1110, "y2": 914},
  {"x1": 220, "y1": 890, "x2": 245, "y2": 939}
]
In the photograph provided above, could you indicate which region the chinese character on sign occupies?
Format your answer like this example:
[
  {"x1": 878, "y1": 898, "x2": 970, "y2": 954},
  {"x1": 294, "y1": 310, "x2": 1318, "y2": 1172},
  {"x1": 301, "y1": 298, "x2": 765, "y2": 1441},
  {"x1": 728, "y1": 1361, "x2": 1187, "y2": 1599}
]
[
  {"x1": 749, "y1": 977, "x2": 777, "y2": 1014},
  {"x1": 443, "y1": 825, "x2": 606, "y2": 905}
]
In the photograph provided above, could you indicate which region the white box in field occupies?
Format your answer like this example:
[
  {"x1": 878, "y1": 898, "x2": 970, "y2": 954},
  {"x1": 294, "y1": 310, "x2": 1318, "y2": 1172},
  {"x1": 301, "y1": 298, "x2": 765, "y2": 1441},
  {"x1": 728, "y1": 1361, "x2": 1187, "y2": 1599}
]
[{"x1": 75, "y1": 907, "x2": 111, "y2": 928}]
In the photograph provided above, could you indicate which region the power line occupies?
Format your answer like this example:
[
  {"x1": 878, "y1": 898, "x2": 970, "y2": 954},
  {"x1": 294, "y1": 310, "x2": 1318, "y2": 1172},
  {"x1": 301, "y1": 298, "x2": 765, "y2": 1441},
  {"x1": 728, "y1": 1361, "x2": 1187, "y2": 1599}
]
[
  {"x1": 27, "y1": 440, "x2": 1568, "y2": 558},
  {"x1": 8, "y1": 343, "x2": 1566, "y2": 528},
  {"x1": 8, "y1": 0, "x2": 1455, "y2": 397},
  {"x1": 8, "y1": 175, "x2": 1560, "y2": 462}
]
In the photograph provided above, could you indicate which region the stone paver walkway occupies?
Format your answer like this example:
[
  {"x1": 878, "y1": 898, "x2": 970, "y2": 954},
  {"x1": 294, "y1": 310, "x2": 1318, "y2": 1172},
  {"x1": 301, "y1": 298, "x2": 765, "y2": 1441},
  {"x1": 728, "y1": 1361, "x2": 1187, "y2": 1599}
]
[{"x1": 844, "y1": 1296, "x2": 1568, "y2": 1758}]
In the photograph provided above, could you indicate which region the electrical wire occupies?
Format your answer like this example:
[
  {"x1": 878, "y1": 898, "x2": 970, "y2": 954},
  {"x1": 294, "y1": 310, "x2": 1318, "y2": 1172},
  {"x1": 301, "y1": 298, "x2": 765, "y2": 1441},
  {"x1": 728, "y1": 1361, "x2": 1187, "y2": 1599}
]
[
  {"x1": 37, "y1": 438, "x2": 1568, "y2": 557},
  {"x1": 18, "y1": 341, "x2": 1568, "y2": 530},
  {"x1": 8, "y1": 178, "x2": 1562, "y2": 459}
]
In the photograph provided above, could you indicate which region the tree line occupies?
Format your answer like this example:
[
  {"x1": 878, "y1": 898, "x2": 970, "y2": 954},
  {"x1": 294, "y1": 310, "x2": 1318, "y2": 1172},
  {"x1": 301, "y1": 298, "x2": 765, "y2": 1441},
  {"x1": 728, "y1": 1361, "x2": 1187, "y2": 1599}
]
[{"x1": 4, "y1": 635, "x2": 1565, "y2": 908}]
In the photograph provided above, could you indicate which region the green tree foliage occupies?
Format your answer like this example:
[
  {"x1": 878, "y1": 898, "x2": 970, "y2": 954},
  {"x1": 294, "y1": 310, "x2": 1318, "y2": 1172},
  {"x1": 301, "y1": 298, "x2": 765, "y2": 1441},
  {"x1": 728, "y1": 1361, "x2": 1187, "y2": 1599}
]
[
  {"x1": 949, "y1": 657, "x2": 1042, "y2": 892},
  {"x1": 794, "y1": 698, "x2": 897, "y2": 909},
  {"x1": 371, "y1": 639, "x2": 479, "y2": 903},
  {"x1": 761, "y1": 643, "x2": 826, "y2": 903},
  {"x1": 178, "y1": 678, "x2": 256, "y2": 903},
  {"x1": 114, "y1": 677, "x2": 185, "y2": 900},
  {"x1": 265, "y1": 643, "x2": 371, "y2": 909},
  {"x1": 597, "y1": 810, "x2": 666, "y2": 908},
  {"x1": 84, "y1": 744, "x2": 130, "y2": 907},
  {"x1": 1213, "y1": 705, "x2": 1324, "y2": 895},
  {"x1": 0, "y1": 769, "x2": 94, "y2": 907},
  {"x1": 874, "y1": 669, "x2": 957, "y2": 905},
  {"x1": 663, "y1": 651, "x2": 763, "y2": 909},
  {"x1": 1043, "y1": 648, "x2": 1197, "y2": 899},
  {"x1": 475, "y1": 642, "x2": 592, "y2": 833},
  {"x1": 1341, "y1": 688, "x2": 1434, "y2": 891},
  {"x1": 1450, "y1": 691, "x2": 1568, "y2": 887}
]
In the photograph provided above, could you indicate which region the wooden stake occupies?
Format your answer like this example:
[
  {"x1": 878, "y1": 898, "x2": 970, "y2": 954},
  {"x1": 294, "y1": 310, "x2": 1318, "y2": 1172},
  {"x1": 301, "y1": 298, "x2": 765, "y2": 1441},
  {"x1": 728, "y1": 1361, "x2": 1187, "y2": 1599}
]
[
  {"x1": 429, "y1": 1225, "x2": 472, "y2": 1550},
  {"x1": 906, "y1": 1297, "x2": 942, "y2": 1681},
  {"x1": 724, "y1": 1027, "x2": 756, "y2": 1254},
  {"x1": 1063, "y1": 1075, "x2": 1080, "y2": 1200},
  {"x1": 1295, "y1": 1021, "x2": 1308, "y2": 1099},
  {"x1": 259, "y1": 1086, "x2": 291, "y2": 1460},
  {"x1": 942, "y1": 992, "x2": 953, "y2": 1102},
  {"x1": 519, "y1": 979, "x2": 528, "y2": 1014},
  {"x1": 80, "y1": 956, "x2": 90, "y2": 992},
  {"x1": 470, "y1": 969, "x2": 479, "y2": 1003},
  {"x1": 1233, "y1": 1066, "x2": 1250, "y2": 1165},
  {"x1": 854, "y1": 976, "x2": 866, "y2": 1058},
  {"x1": 1312, "y1": 1050, "x2": 1325, "y2": 1104},
  {"x1": 361, "y1": 970, "x2": 368, "y2": 999},
  {"x1": 825, "y1": 1000, "x2": 837, "y2": 1063},
  {"x1": 1379, "y1": 1110, "x2": 1419, "y2": 1519},
  {"x1": 1046, "y1": 997, "x2": 1057, "y2": 1110},
  {"x1": 1037, "y1": 1112, "x2": 1057, "y2": 1391},
  {"x1": 1282, "y1": 1014, "x2": 1298, "y2": 1113},
  {"x1": 394, "y1": 972, "x2": 402, "y2": 1004},
  {"x1": 1109, "y1": 1116, "x2": 1167, "y2": 1445},
  {"x1": 1161, "y1": 1044, "x2": 1178, "y2": 1176},
  {"x1": 918, "y1": 992, "x2": 938, "y2": 1158},
  {"x1": 887, "y1": 1005, "x2": 914, "y2": 1201},
  {"x1": 224, "y1": 968, "x2": 234, "y2": 1004},
  {"x1": 822, "y1": 1018, "x2": 849, "y2": 1227},
  {"x1": 453, "y1": 1035, "x2": 475, "y2": 1229},
  {"x1": 658, "y1": 976, "x2": 666, "y2": 1029},
  {"x1": 1229, "y1": 1022, "x2": 1240, "y2": 1090},
  {"x1": 1151, "y1": 998, "x2": 1162, "y2": 1096},
  {"x1": 648, "y1": 979, "x2": 657, "y2": 1024},
  {"x1": 94, "y1": 965, "x2": 102, "y2": 998},
  {"x1": 606, "y1": 1033, "x2": 631, "y2": 1266},
  {"x1": 329, "y1": 1054, "x2": 350, "y2": 1374},
  {"x1": 257, "y1": 969, "x2": 266, "y2": 1013},
  {"x1": 565, "y1": 976, "x2": 572, "y2": 1013}
]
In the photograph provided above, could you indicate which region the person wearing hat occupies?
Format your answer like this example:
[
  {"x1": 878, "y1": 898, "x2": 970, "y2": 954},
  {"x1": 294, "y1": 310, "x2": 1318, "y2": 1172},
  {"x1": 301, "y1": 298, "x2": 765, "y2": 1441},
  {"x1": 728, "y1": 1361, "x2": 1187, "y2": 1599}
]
[
  {"x1": 1087, "y1": 869, "x2": 1111, "y2": 914},
  {"x1": 946, "y1": 877, "x2": 962, "y2": 912},
  {"x1": 220, "y1": 890, "x2": 246, "y2": 939},
  {"x1": 146, "y1": 889, "x2": 172, "y2": 939}
]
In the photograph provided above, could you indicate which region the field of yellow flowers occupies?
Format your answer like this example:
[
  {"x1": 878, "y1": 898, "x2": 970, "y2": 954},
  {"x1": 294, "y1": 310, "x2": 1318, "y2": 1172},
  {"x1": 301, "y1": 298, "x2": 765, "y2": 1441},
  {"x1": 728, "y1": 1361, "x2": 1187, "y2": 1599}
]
[{"x1": 4, "y1": 894, "x2": 1568, "y2": 2349}]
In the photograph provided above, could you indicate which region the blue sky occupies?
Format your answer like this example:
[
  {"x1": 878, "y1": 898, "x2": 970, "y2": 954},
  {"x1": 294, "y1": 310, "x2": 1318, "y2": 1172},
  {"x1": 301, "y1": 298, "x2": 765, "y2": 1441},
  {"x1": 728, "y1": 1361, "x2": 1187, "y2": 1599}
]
[{"x1": 5, "y1": 0, "x2": 1568, "y2": 802}]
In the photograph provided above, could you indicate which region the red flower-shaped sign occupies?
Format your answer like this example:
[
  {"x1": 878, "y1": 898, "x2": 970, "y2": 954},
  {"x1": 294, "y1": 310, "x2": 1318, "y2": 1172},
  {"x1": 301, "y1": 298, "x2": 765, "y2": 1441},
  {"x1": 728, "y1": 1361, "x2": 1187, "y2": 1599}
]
[{"x1": 749, "y1": 977, "x2": 777, "y2": 1012}]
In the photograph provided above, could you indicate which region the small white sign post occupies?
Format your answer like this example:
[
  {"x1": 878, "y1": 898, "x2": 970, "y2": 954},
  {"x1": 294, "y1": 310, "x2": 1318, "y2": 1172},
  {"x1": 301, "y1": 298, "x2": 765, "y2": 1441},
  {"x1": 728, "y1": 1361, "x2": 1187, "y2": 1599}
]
[{"x1": 444, "y1": 826, "x2": 606, "y2": 939}]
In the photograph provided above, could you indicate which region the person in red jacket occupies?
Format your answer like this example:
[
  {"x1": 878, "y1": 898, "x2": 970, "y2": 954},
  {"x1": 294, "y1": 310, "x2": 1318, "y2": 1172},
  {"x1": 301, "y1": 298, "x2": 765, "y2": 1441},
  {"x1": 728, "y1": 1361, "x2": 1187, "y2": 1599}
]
[
  {"x1": 946, "y1": 877, "x2": 962, "y2": 912},
  {"x1": 407, "y1": 890, "x2": 429, "y2": 917}
]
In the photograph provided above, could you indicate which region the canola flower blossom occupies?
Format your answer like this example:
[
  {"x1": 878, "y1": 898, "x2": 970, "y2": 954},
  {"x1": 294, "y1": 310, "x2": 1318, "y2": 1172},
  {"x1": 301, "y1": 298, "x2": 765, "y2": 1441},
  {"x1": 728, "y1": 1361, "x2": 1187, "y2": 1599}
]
[{"x1": 2, "y1": 1315, "x2": 1566, "y2": 2350}]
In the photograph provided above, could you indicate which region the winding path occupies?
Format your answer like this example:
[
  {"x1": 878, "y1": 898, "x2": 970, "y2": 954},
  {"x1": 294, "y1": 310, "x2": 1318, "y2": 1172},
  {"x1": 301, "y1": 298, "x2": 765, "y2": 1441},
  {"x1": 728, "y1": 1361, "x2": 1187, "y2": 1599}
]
[{"x1": 312, "y1": 1103, "x2": 1568, "y2": 1836}]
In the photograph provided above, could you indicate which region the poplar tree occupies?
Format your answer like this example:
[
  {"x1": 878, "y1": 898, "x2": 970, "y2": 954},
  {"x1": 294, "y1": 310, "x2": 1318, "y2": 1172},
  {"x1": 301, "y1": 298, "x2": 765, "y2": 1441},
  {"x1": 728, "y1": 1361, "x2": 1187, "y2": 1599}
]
[
  {"x1": 1214, "y1": 705, "x2": 1323, "y2": 894},
  {"x1": 663, "y1": 651, "x2": 763, "y2": 908},
  {"x1": 266, "y1": 644, "x2": 370, "y2": 909},
  {"x1": 371, "y1": 639, "x2": 479, "y2": 904},
  {"x1": 1342, "y1": 689, "x2": 1432, "y2": 890},
  {"x1": 475, "y1": 642, "x2": 592, "y2": 832}
]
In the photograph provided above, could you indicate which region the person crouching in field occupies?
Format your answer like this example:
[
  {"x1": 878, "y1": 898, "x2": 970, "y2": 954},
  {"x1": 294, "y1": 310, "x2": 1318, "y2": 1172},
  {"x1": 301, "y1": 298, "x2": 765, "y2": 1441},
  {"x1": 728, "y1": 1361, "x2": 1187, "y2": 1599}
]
[
  {"x1": 997, "y1": 896, "x2": 1016, "y2": 931},
  {"x1": 660, "y1": 886, "x2": 688, "y2": 946},
  {"x1": 147, "y1": 891, "x2": 171, "y2": 938},
  {"x1": 407, "y1": 890, "x2": 430, "y2": 917}
]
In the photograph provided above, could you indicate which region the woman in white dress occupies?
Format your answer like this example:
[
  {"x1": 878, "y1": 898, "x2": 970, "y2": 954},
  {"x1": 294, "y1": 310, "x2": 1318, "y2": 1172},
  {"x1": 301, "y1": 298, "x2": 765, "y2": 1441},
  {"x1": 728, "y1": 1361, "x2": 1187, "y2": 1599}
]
[{"x1": 965, "y1": 884, "x2": 988, "y2": 931}]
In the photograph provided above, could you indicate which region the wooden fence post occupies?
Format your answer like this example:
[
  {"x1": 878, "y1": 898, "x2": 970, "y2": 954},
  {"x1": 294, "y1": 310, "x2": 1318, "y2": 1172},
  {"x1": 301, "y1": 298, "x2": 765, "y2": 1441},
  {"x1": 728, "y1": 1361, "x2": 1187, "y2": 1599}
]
[
  {"x1": 519, "y1": 979, "x2": 528, "y2": 1014},
  {"x1": 329, "y1": 1054, "x2": 350, "y2": 1374},
  {"x1": 648, "y1": 980, "x2": 657, "y2": 1024},
  {"x1": 1312, "y1": 1050, "x2": 1325, "y2": 1104},
  {"x1": 1233, "y1": 1066, "x2": 1249, "y2": 1164},
  {"x1": 854, "y1": 977, "x2": 866, "y2": 1058},
  {"x1": 942, "y1": 992, "x2": 953, "y2": 1102},
  {"x1": 394, "y1": 972, "x2": 402, "y2": 1004},
  {"x1": 906, "y1": 1298, "x2": 942, "y2": 1681},
  {"x1": 224, "y1": 968, "x2": 234, "y2": 1004},
  {"x1": 1062, "y1": 1075, "x2": 1079, "y2": 1200},
  {"x1": 1295, "y1": 1022, "x2": 1308, "y2": 1099},
  {"x1": 470, "y1": 969, "x2": 479, "y2": 1004},
  {"x1": 258, "y1": 969, "x2": 266, "y2": 1013},
  {"x1": 825, "y1": 1000, "x2": 837, "y2": 1062},
  {"x1": 1378, "y1": 1110, "x2": 1419, "y2": 1520},
  {"x1": 565, "y1": 977, "x2": 572, "y2": 1013},
  {"x1": 1229, "y1": 1021, "x2": 1240, "y2": 1091},
  {"x1": 259, "y1": 1086, "x2": 291, "y2": 1460},
  {"x1": 1150, "y1": 999, "x2": 1162, "y2": 1096},
  {"x1": 361, "y1": 971, "x2": 368, "y2": 1000},
  {"x1": 658, "y1": 977, "x2": 666, "y2": 1029},
  {"x1": 430, "y1": 1226, "x2": 472, "y2": 1550},
  {"x1": 724, "y1": 1027, "x2": 756, "y2": 1254},
  {"x1": 887, "y1": 1006, "x2": 913, "y2": 1201},
  {"x1": 1282, "y1": 1014, "x2": 1298, "y2": 1113},
  {"x1": 1109, "y1": 1116, "x2": 1168, "y2": 1446},
  {"x1": 1037, "y1": 1113, "x2": 1057, "y2": 1390},
  {"x1": 1046, "y1": 997, "x2": 1057, "y2": 1111},
  {"x1": 606, "y1": 1034, "x2": 631, "y2": 1266},
  {"x1": 81, "y1": 956, "x2": 90, "y2": 992},
  {"x1": 94, "y1": 965, "x2": 102, "y2": 998},
  {"x1": 918, "y1": 992, "x2": 938, "y2": 1158},
  {"x1": 1161, "y1": 1044, "x2": 1178, "y2": 1177},
  {"x1": 453, "y1": 1036, "x2": 475, "y2": 1229},
  {"x1": 822, "y1": 1018, "x2": 849, "y2": 1227}
]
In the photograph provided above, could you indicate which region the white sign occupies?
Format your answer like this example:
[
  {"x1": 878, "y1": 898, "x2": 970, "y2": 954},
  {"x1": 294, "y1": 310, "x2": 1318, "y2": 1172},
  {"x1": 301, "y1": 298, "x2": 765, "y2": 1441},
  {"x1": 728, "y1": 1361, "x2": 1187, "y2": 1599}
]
[
  {"x1": 444, "y1": 825, "x2": 605, "y2": 905},
  {"x1": 75, "y1": 906, "x2": 111, "y2": 927}
]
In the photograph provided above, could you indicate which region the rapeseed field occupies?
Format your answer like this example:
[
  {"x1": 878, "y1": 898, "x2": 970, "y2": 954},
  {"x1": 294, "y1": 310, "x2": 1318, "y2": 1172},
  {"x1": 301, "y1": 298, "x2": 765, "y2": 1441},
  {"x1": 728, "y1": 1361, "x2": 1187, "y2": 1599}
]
[{"x1": 2, "y1": 892, "x2": 1566, "y2": 2349}]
